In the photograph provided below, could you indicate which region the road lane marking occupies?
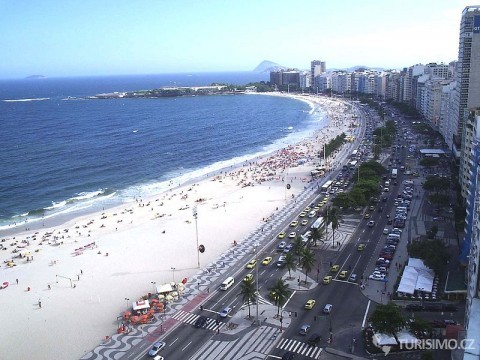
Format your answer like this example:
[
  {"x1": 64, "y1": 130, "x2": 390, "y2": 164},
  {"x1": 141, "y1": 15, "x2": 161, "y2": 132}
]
[{"x1": 182, "y1": 341, "x2": 192, "y2": 351}]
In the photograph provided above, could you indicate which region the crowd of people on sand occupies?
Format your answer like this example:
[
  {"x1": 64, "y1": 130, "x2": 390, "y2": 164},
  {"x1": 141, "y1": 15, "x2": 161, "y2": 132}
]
[{"x1": 0, "y1": 95, "x2": 354, "y2": 279}]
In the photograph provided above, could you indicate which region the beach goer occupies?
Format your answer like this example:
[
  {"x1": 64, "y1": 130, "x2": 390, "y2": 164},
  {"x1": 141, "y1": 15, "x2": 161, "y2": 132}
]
[
  {"x1": 16, "y1": 278, "x2": 18, "y2": 285},
  {"x1": 38, "y1": 300, "x2": 41, "y2": 308}
]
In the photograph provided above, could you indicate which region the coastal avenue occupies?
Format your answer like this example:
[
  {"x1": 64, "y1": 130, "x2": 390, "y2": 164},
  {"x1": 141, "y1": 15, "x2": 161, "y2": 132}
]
[{"x1": 116, "y1": 100, "x2": 376, "y2": 360}]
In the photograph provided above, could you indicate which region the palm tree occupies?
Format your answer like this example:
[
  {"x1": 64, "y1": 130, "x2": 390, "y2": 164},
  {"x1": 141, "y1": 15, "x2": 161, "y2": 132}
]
[
  {"x1": 324, "y1": 207, "x2": 331, "y2": 245},
  {"x1": 284, "y1": 251, "x2": 296, "y2": 279},
  {"x1": 293, "y1": 235, "x2": 303, "y2": 262},
  {"x1": 299, "y1": 247, "x2": 316, "y2": 284},
  {"x1": 310, "y1": 225, "x2": 325, "y2": 247},
  {"x1": 328, "y1": 207, "x2": 341, "y2": 248},
  {"x1": 270, "y1": 278, "x2": 291, "y2": 316},
  {"x1": 240, "y1": 277, "x2": 257, "y2": 318}
]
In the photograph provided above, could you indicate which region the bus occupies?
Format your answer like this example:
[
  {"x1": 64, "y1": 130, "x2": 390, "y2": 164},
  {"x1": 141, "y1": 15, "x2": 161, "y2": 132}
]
[
  {"x1": 311, "y1": 216, "x2": 325, "y2": 230},
  {"x1": 348, "y1": 160, "x2": 358, "y2": 170},
  {"x1": 321, "y1": 180, "x2": 333, "y2": 194},
  {"x1": 351, "y1": 150, "x2": 358, "y2": 159}
]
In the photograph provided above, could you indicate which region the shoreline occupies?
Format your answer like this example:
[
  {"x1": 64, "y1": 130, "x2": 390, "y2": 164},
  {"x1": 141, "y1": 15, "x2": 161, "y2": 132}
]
[
  {"x1": 0, "y1": 92, "x2": 323, "y2": 237},
  {"x1": 0, "y1": 93, "x2": 358, "y2": 360}
]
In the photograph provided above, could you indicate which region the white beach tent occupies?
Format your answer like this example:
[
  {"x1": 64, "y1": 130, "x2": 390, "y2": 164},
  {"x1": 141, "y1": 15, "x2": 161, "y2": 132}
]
[
  {"x1": 372, "y1": 333, "x2": 397, "y2": 347},
  {"x1": 397, "y1": 266, "x2": 417, "y2": 295},
  {"x1": 397, "y1": 258, "x2": 435, "y2": 295},
  {"x1": 132, "y1": 299, "x2": 150, "y2": 311}
]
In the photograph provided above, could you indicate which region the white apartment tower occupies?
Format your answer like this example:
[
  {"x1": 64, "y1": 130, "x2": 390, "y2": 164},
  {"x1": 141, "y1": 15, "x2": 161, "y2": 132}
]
[{"x1": 455, "y1": 6, "x2": 480, "y2": 200}]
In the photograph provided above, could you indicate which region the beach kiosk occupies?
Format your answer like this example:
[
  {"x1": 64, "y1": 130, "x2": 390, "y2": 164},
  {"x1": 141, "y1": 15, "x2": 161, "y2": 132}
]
[{"x1": 132, "y1": 299, "x2": 150, "y2": 314}]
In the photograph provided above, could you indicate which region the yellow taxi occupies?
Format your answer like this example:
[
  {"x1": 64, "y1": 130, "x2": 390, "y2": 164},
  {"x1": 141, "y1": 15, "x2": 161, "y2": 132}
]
[
  {"x1": 246, "y1": 259, "x2": 257, "y2": 269},
  {"x1": 262, "y1": 256, "x2": 273, "y2": 265},
  {"x1": 278, "y1": 232, "x2": 286, "y2": 239},
  {"x1": 243, "y1": 273, "x2": 253, "y2": 282},
  {"x1": 301, "y1": 219, "x2": 309, "y2": 226},
  {"x1": 364, "y1": 213, "x2": 371, "y2": 219},
  {"x1": 290, "y1": 220, "x2": 299, "y2": 227},
  {"x1": 357, "y1": 243, "x2": 366, "y2": 251},
  {"x1": 313, "y1": 206, "x2": 320, "y2": 212},
  {"x1": 339, "y1": 270, "x2": 348, "y2": 279},
  {"x1": 330, "y1": 264, "x2": 339, "y2": 272},
  {"x1": 305, "y1": 299, "x2": 316, "y2": 309},
  {"x1": 299, "y1": 211, "x2": 307, "y2": 218},
  {"x1": 323, "y1": 276, "x2": 333, "y2": 284},
  {"x1": 304, "y1": 207, "x2": 311, "y2": 212}
]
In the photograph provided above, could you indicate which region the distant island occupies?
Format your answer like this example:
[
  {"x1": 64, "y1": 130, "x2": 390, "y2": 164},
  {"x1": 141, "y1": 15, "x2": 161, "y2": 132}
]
[{"x1": 25, "y1": 75, "x2": 46, "y2": 79}]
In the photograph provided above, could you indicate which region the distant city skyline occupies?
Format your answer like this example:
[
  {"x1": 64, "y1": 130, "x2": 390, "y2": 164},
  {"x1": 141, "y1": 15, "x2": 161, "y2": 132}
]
[{"x1": 0, "y1": 0, "x2": 471, "y2": 79}]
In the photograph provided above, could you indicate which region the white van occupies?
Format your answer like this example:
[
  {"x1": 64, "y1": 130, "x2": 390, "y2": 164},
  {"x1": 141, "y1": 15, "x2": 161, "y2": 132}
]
[
  {"x1": 220, "y1": 276, "x2": 235, "y2": 290},
  {"x1": 308, "y1": 210, "x2": 316, "y2": 218},
  {"x1": 397, "y1": 206, "x2": 408, "y2": 213},
  {"x1": 387, "y1": 234, "x2": 401, "y2": 241}
]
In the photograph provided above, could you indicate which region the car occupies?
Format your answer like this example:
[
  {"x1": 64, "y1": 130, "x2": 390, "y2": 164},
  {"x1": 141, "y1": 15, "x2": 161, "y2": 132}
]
[
  {"x1": 307, "y1": 333, "x2": 321, "y2": 346},
  {"x1": 357, "y1": 243, "x2": 366, "y2": 251},
  {"x1": 262, "y1": 256, "x2": 273, "y2": 265},
  {"x1": 290, "y1": 220, "x2": 299, "y2": 227},
  {"x1": 323, "y1": 304, "x2": 333, "y2": 314},
  {"x1": 339, "y1": 270, "x2": 348, "y2": 279},
  {"x1": 383, "y1": 228, "x2": 389, "y2": 235},
  {"x1": 323, "y1": 276, "x2": 332, "y2": 284},
  {"x1": 305, "y1": 299, "x2": 316, "y2": 310},
  {"x1": 282, "y1": 352, "x2": 296, "y2": 360},
  {"x1": 278, "y1": 232, "x2": 286, "y2": 239},
  {"x1": 277, "y1": 255, "x2": 286, "y2": 267},
  {"x1": 348, "y1": 274, "x2": 358, "y2": 283},
  {"x1": 369, "y1": 205, "x2": 375, "y2": 211},
  {"x1": 304, "y1": 207, "x2": 311, "y2": 212},
  {"x1": 243, "y1": 273, "x2": 253, "y2": 282},
  {"x1": 299, "y1": 324, "x2": 310, "y2": 335},
  {"x1": 383, "y1": 187, "x2": 390, "y2": 192},
  {"x1": 299, "y1": 211, "x2": 307, "y2": 218},
  {"x1": 153, "y1": 356, "x2": 164, "y2": 360},
  {"x1": 288, "y1": 232, "x2": 296, "y2": 238},
  {"x1": 364, "y1": 213, "x2": 371, "y2": 219},
  {"x1": 301, "y1": 219, "x2": 309, "y2": 226},
  {"x1": 219, "y1": 306, "x2": 232, "y2": 318},
  {"x1": 194, "y1": 315, "x2": 208, "y2": 328},
  {"x1": 246, "y1": 259, "x2": 257, "y2": 269},
  {"x1": 283, "y1": 243, "x2": 294, "y2": 253},
  {"x1": 367, "y1": 220, "x2": 375, "y2": 227},
  {"x1": 148, "y1": 341, "x2": 166, "y2": 357},
  {"x1": 369, "y1": 273, "x2": 386, "y2": 281},
  {"x1": 330, "y1": 264, "x2": 339, "y2": 272},
  {"x1": 277, "y1": 241, "x2": 287, "y2": 251}
]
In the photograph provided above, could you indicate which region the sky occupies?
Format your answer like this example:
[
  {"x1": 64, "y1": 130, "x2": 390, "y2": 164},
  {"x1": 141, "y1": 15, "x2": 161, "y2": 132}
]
[{"x1": 0, "y1": 0, "x2": 474, "y2": 79}]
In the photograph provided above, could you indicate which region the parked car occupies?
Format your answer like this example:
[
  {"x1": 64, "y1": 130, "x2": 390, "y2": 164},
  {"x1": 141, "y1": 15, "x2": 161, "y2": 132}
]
[
  {"x1": 348, "y1": 274, "x2": 358, "y2": 283},
  {"x1": 277, "y1": 241, "x2": 286, "y2": 251}
]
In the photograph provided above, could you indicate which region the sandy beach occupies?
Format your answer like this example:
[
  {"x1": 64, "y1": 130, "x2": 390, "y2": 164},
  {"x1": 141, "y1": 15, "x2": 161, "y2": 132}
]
[{"x1": 0, "y1": 93, "x2": 358, "y2": 360}]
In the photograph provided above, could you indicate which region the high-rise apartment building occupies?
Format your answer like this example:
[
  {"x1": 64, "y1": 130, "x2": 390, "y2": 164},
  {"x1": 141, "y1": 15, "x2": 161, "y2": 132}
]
[
  {"x1": 454, "y1": 6, "x2": 480, "y2": 200},
  {"x1": 311, "y1": 60, "x2": 326, "y2": 87}
]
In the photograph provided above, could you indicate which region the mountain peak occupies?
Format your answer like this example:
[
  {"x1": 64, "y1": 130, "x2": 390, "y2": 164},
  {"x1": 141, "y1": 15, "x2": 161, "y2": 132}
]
[{"x1": 253, "y1": 60, "x2": 287, "y2": 73}]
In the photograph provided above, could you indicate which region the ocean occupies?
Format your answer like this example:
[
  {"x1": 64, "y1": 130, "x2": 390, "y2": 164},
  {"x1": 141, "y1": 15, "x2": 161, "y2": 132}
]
[{"x1": 0, "y1": 72, "x2": 328, "y2": 232}]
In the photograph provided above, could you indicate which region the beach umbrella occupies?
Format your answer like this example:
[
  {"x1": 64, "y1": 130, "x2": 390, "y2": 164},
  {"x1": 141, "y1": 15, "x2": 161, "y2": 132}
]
[
  {"x1": 166, "y1": 294, "x2": 173, "y2": 302},
  {"x1": 151, "y1": 298, "x2": 159, "y2": 304}
]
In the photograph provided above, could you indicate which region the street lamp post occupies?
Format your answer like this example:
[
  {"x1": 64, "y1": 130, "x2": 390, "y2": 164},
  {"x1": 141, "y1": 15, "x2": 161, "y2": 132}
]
[
  {"x1": 254, "y1": 243, "x2": 260, "y2": 326},
  {"x1": 125, "y1": 297, "x2": 130, "y2": 311},
  {"x1": 193, "y1": 207, "x2": 200, "y2": 268},
  {"x1": 171, "y1": 267, "x2": 176, "y2": 283}
]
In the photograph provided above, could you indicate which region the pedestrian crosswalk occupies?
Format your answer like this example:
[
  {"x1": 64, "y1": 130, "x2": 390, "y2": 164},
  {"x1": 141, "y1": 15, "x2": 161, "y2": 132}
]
[
  {"x1": 172, "y1": 310, "x2": 223, "y2": 332},
  {"x1": 277, "y1": 338, "x2": 323, "y2": 359}
]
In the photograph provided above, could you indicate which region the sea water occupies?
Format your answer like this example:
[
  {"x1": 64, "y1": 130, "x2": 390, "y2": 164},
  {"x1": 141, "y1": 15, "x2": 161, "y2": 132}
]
[{"x1": 0, "y1": 72, "x2": 328, "y2": 231}]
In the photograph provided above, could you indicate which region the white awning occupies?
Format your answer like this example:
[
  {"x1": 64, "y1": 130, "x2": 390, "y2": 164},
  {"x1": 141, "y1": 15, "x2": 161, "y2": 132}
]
[
  {"x1": 156, "y1": 283, "x2": 174, "y2": 294},
  {"x1": 132, "y1": 299, "x2": 150, "y2": 311}
]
